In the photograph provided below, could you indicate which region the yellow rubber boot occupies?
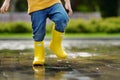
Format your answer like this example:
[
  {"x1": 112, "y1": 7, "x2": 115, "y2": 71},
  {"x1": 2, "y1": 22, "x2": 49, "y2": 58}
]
[
  {"x1": 49, "y1": 28, "x2": 67, "y2": 59},
  {"x1": 33, "y1": 41, "x2": 45, "y2": 66}
]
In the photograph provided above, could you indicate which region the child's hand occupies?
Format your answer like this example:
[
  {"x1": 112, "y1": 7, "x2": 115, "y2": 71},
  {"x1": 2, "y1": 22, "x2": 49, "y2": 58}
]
[
  {"x1": 0, "y1": 0, "x2": 10, "y2": 14},
  {"x1": 64, "y1": 0, "x2": 73, "y2": 17}
]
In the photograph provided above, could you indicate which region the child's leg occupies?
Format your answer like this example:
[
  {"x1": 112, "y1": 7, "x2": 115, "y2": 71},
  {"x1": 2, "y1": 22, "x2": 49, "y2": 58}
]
[
  {"x1": 30, "y1": 10, "x2": 47, "y2": 41},
  {"x1": 30, "y1": 10, "x2": 47, "y2": 65},
  {"x1": 48, "y1": 3, "x2": 69, "y2": 32},
  {"x1": 48, "y1": 3, "x2": 69, "y2": 59}
]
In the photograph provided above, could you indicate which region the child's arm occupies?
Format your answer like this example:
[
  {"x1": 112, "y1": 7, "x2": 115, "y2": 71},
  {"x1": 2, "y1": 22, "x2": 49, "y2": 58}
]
[
  {"x1": 64, "y1": 0, "x2": 73, "y2": 17},
  {"x1": 0, "y1": 0, "x2": 11, "y2": 13}
]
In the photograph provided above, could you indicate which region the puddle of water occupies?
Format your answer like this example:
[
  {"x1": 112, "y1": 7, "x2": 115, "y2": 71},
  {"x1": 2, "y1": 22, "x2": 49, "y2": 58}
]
[
  {"x1": 0, "y1": 66, "x2": 94, "y2": 80},
  {"x1": 0, "y1": 39, "x2": 120, "y2": 80},
  {"x1": 0, "y1": 65, "x2": 102, "y2": 80},
  {"x1": 0, "y1": 53, "x2": 120, "y2": 80}
]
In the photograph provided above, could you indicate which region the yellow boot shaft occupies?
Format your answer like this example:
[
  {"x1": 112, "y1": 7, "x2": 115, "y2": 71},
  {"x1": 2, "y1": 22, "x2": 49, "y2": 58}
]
[
  {"x1": 33, "y1": 41, "x2": 45, "y2": 66},
  {"x1": 49, "y1": 28, "x2": 67, "y2": 59}
]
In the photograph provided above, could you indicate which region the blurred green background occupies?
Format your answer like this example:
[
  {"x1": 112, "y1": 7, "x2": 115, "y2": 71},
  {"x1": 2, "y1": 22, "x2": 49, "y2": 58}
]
[{"x1": 0, "y1": 0, "x2": 120, "y2": 38}]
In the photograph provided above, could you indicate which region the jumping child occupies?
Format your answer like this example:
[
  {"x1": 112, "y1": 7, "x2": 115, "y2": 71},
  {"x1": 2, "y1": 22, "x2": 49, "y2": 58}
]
[{"x1": 0, "y1": 0, "x2": 73, "y2": 66}]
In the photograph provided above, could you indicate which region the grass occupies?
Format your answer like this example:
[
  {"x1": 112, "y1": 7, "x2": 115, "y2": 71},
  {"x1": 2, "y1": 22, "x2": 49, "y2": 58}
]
[
  {"x1": 0, "y1": 33, "x2": 120, "y2": 39},
  {"x1": 0, "y1": 33, "x2": 32, "y2": 39},
  {"x1": 65, "y1": 33, "x2": 120, "y2": 38}
]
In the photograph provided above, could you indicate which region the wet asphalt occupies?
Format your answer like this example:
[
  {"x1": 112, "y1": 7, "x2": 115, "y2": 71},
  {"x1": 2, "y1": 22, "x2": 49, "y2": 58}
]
[{"x1": 0, "y1": 38, "x2": 120, "y2": 50}]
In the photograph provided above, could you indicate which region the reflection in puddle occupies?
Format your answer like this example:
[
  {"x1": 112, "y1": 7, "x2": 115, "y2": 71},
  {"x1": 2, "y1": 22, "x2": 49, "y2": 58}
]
[
  {"x1": 0, "y1": 66, "x2": 95, "y2": 80},
  {"x1": 33, "y1": 66, "x2": 45, "y2": 80}
]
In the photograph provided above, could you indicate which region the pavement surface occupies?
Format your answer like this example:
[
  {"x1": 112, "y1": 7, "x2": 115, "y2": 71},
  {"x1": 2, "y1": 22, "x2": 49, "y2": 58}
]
[{"x1": 0, "y1": 38, "x2": 120, "y2": 50}]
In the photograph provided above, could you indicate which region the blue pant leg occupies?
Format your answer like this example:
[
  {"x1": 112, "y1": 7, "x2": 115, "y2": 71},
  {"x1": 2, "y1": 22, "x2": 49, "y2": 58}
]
[
  {"x1": 48, "y1": 3, "x2": 69, "y2": 32},
  {"x1": 30, "y1": 10, "x2": 47, "y2": 41}
]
